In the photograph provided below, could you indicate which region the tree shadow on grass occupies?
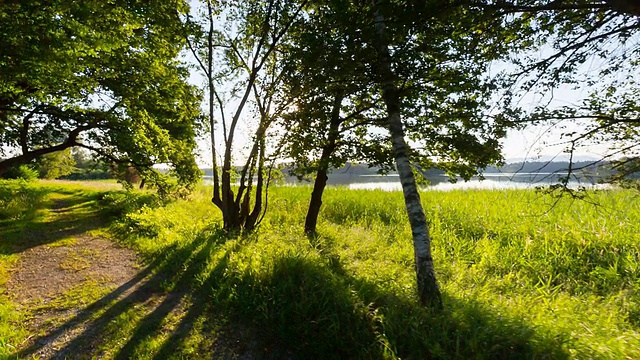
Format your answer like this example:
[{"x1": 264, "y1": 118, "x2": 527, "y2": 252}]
[
  {"x1": 0, "y1": 189, "x2": 113, "y2": 253},
  {"x1": 254, "y1": 233, "x2": 571, "y2": 359},
  {"x1": 14, "y1": 224, "x2": 570, "y2": 359},
  {"x1": 14, "y1": 225, "x2": 234, "y2": 360},
  {"x1": 231, "y1": 253, "x2": 569, "y2": 359}
]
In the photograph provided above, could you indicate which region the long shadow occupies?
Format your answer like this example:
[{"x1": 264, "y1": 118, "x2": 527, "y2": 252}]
[
  {"x1": 142, "y1": 251, "x2": 233, "y2": 360},
  {"x1": 0, "y1": 189, "x2": 111, "y2": 253},
  {"x1": 224, "y1": 233, "x2": 571, "y2": 359},
  {"x1": 14, "y1": 226, "x2": 232, "y2": 359},
  {"x1": 148, "y1": 237, "x2": 267, "y2": 360},
  {"x1": 10, "y1": 203, "x2": 571, "y2": 359},
  {"x1": 14, "y1": 255, "x2": 162, "y2": 358},
  {"x1": 111, "y1": 230, "x2": 232, "y2": 360}
]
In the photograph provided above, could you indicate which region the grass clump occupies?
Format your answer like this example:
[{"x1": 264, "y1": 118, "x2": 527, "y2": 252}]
[{"x1": 0, "y1": 179, "x2": 49, "y2": 221}]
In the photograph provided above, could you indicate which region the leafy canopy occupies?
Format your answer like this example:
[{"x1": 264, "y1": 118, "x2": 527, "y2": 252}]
[{"x1": 0, "y1": 0, "x2": 203, "y2": 188}]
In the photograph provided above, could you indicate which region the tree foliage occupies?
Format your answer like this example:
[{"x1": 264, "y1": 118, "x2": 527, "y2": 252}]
[
  {"x1": 279, "y1": 0, "x2": 519, "y2": 230},
  {"x1": 0, "y1": 0, "x2": 203, "y2": 189},
  {"x1": 467, "y1": 0, "x2": 640, "y2": 188},
  {"x1": 0, "y1": 164, "x2": 38, "y2": 181},
  {"x1": 260, "y1": 0, "x2": 526, "y2": 307},
  {"x1": 36, "y1": 149, "x2": 76, "y2": 180}
]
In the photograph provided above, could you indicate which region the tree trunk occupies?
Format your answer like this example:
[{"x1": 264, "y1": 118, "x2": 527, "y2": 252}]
[
  {"x1": 304, "y1": 92, "x2": 343, "y2": 235},
  {"x1": 305, "y1": 167, "x2": 329, "y2": 234},
  {"x1": 206, "y1": 0, "x2": 222, "y2": 209},
  {"x1": 608, "y1": 0, "x2": 640, "y2": 16},
  {"x1": 0, "y1": 140, "x2": 78, "y2": 176},
  {"x1": 246, "y1": 137, "x2": 267, "y2": 230},
  {"x1": 372, "y1": 4, "x2": 443, "y2": 309}
]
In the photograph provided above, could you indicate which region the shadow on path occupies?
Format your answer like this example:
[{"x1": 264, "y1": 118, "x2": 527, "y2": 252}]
[
  {"x1": 0, "y1": 189, "x2": 108, "y2": 254},
  {"x1": 14, "y1": 226, "x2": 238, "y2": 360},
  {"x1": 6, "y1": 186, "x2": 571, "y2": 359}
]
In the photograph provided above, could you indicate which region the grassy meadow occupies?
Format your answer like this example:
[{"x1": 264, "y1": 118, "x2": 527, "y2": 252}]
[{"x1": 1, "y1": 179, "x2": 640, "y2": 358}]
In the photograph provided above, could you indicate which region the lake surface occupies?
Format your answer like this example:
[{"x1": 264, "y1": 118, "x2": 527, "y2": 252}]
[
  {"x1": 335, "y1": 173, "x2": 607, "y2": 191},
  {"x1": 203, "y1": 172, "x2": 610, "y2": 191}
]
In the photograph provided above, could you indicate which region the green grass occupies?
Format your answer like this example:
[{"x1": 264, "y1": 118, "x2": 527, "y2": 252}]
[
  {"x1": 2, "y1": 181, "x2": 640, "y2": 358},
  {"x1": 0, "y1": 180, "x2": 120, "y2": 358},
  {"x1": 0, "y1": 180, "x2": 50, "y2": 357}
]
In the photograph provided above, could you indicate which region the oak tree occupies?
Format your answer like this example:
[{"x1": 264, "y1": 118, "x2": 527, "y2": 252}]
[{"x1": 0, "y1": 0, "x2": 203, "y2": 189}]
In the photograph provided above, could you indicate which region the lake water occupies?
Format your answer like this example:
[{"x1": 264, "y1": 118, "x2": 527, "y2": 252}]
[
  {"x1": 203, "y1": 172, "x2": 610, "y2": 191},
  {"x1": 334, "y1": 173, "x2": 607, "y2": 191}
]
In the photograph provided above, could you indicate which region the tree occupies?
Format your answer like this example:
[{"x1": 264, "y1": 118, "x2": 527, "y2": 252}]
[
  {"x1": 372, "y1": 9, "x2": 440, "y2": 309},
  {"x1": 277, "y1": 7, "x2": 393, "y2": 234},
  {"x1": 464, "y1": 0, "x2": 640, "y2": 189},
  {"x1": 187, "y1": 0, "x2": 307, "y2": 231},
  {"x1": 0, "y1": 1, "x2": 203, "y2": 189},
  {"x1": 280, "y1": 0, "x2": 515, "y2": 238},
  {"x1": 37, "y1": 149, "x2": 76, "y2": 180},
  {"x1": 273, "y1": 0, "x2": 520, "y2": 307}
]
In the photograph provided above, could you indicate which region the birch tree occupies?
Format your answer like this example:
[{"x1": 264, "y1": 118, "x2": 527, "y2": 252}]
[
  {"x1": 280, "y1": 1, "x2": 514, "y2": 239},
  {"x1": 370, "y1": 5, "x2": 442, "y2": 308},
  {"x1": 187, "y1": 0, "x2": 307, "y2": 231}
]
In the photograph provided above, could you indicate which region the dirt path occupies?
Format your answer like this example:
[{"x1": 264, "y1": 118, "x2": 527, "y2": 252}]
[
  {"x1": 3, "y1": 188, "x2": 275, "y2": 360},
  {"x1": 6, "y1": 195, "x2": 140, "y2": 303},
  {"x1": 6, "y1": 236, "x2": 139, "y2": 305},
  {"x1": 4, "y1": 194, "x2": 142, "y2": 358}
]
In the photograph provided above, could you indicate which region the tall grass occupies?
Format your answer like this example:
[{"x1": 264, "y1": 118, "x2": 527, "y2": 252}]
[
  {"x1": 0, "y1": 179, "x2": 49, "y2": 222},
  {"x1": 100, "y1": 185, "x2": 640, "y2": 358},
  {"x1": 1, "y1": 180, "x2": 637, "y2": 358}
]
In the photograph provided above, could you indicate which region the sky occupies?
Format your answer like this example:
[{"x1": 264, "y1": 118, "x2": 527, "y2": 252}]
[
  {"x1": 184, "y1": 4, "x2": 629, "y2": 168},
  {"x1": 189, "y1": 67, "x2": 611, "y2": 167},
  {"x1": 3, "y1": 3, "x2": 629, "y2": 169},
  {"x1": 499, "y1": 88, "x2": 608, "y2": 163}
]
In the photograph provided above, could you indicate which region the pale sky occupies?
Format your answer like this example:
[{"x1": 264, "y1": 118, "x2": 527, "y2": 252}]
[
  {"x1": 500, "y1": 86, "x2": 608, "y2": 163},
  {"x1": 185, "y1": 1, "x2": 629, "y2": 167},
  {"x1": 191, "y1": 73, "x2": 610, "y2": 167}
]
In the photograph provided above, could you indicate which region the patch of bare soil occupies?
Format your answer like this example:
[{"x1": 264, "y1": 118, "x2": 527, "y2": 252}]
[
  {"x1": 4, "y1": 194, "x2": 279, "y2": 359},
  {"x1": 5, "y1": 236, "x2": 139, "y2": 305},
  {"x1": 3, "y1": 235, "x2": 141, "y2": 358}
]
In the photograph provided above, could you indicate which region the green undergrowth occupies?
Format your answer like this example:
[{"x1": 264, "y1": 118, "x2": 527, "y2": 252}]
[
  {"x1": 2, "y1": 180, "x2": 639, "y2": 358},
  {"x1": 0, "y1": 179, "x2": 49, "y2": 223},
  {"x1": 0, "y1": 180, "x2": 120, "y2": 358},
  {"x1": 0, "y1": 180, "x2": 49, "y2": 357},
  {"x1": 92, "y1": 184, "x2": 640, "y2": 359}
]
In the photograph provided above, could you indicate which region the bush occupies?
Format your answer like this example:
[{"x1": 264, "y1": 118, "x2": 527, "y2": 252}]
[
  {"x1": 36, "y1": 149, "x2": 76, "y2": 179},
  {"x1": 0, "y1": 165, "x2": 39, "y2": 181},
  {"x1": 0, "y1": 180, "x2": 48, "y2": 220}
]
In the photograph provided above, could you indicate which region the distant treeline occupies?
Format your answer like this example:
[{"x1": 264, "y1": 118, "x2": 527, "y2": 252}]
[
  {"x1": 0, "y1": 148, "x2": 113, "y2": 181},
  {"x1": 483, "y1": 161, "x2": 616, "y2": 177},
  {"x1": 201, "y1": 160, "x2": 624, "y2": 180}
]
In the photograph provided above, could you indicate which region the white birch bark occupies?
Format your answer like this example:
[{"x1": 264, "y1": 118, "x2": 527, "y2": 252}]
[{"x1": 373, "y1": 4, "x2": 443, "y2": 309}]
